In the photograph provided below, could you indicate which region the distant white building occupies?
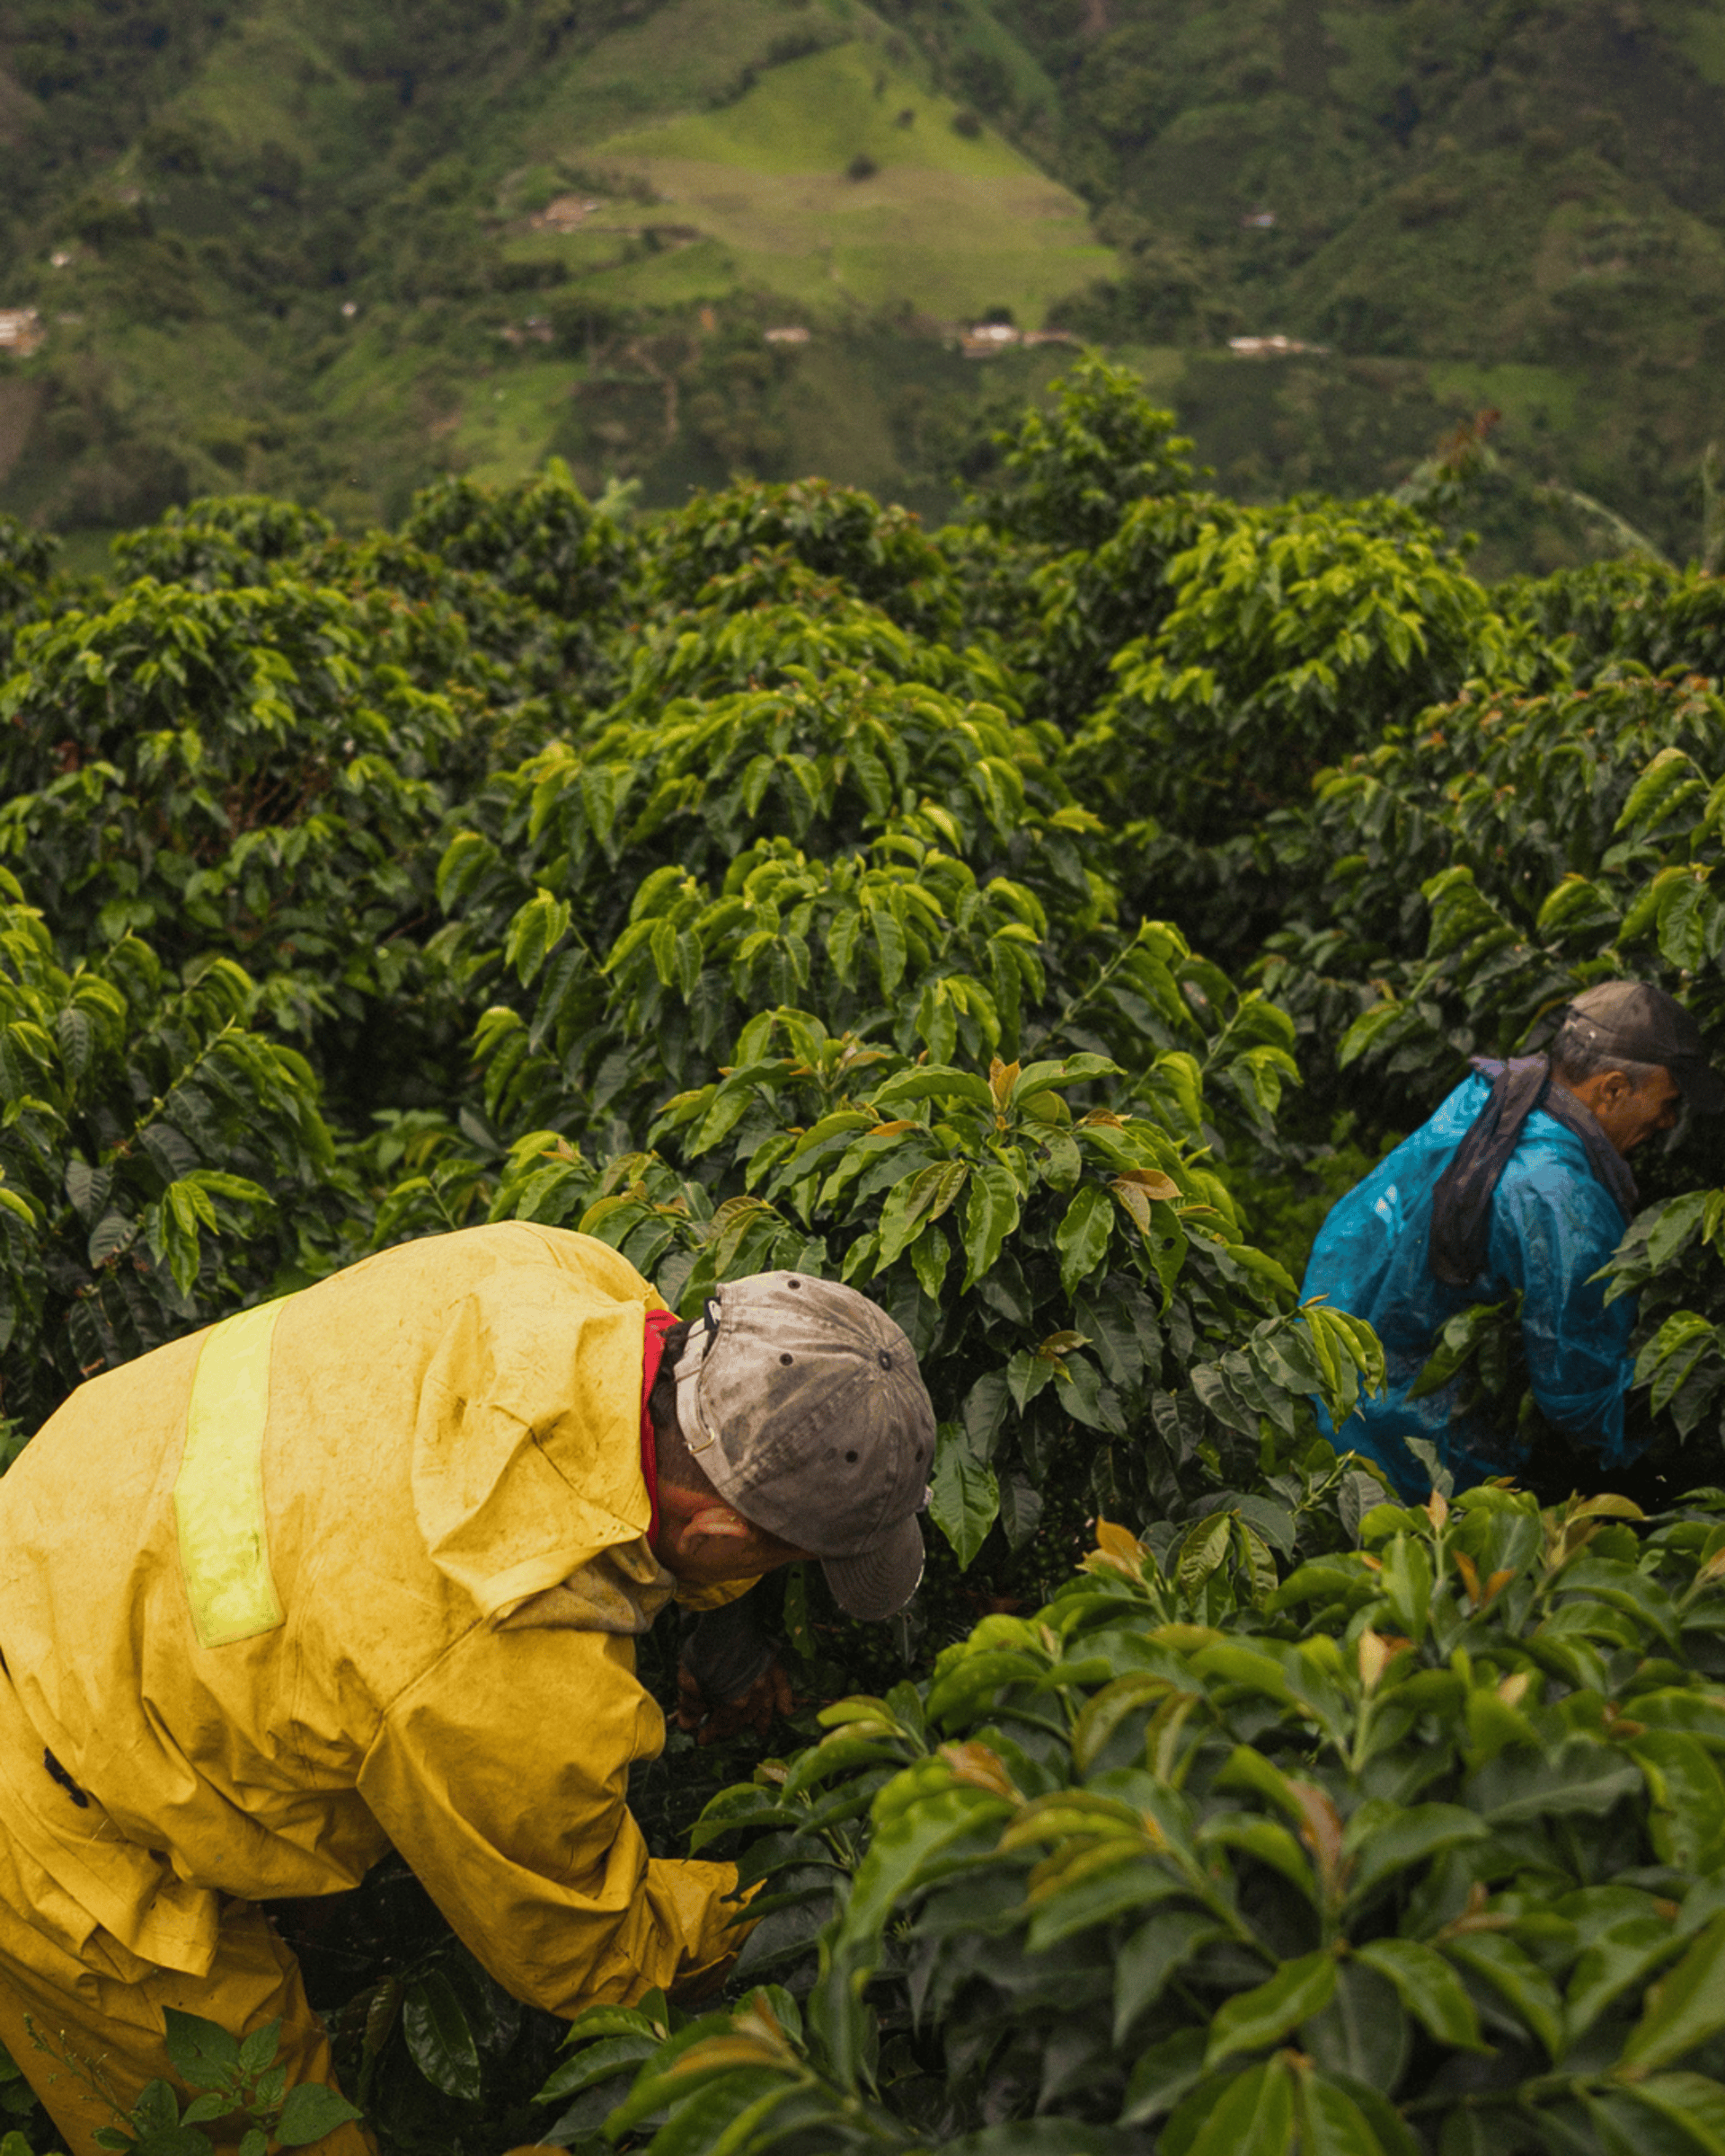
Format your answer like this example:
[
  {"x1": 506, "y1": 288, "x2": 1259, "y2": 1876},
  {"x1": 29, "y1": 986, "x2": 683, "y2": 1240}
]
[
  {"x1": 764, "y1": 325, "x2": 810, "y2": 345},
  {"x1": 962, "y1": 322, "x2": 1019, "y2": 357},
  {"x1": 0, "y1": 309, "x2": 42, "y2": 354},
  {"x1": 1227, "y1": 333, "x2": 1328, "y2": 357},
  {"x1": 960, "y1": 323, "x2": 1080, "y2": 358}
]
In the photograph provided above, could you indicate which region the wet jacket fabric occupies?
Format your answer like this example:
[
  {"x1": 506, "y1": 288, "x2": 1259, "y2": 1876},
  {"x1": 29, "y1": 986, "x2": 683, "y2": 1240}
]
[
  {"x1": 0, "y1": 1224, "x2": 747, "y2": 2015},
  {"x1": 1302, "y1": 1074, "x2": 1638, "y2": 1497},
  {"x1": 1428, "y1": 1056, "x2": 1636, "y2": 1286}
]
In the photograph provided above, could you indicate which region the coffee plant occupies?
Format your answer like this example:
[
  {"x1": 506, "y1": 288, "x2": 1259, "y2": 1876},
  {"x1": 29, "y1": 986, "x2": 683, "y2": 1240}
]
[
  {"x1": 543, "y1": 1479, "x2": 1725, "y2": 2154},
  {"x1": 1, "y1": 360, "x2": 1723, "y2": 2155}
]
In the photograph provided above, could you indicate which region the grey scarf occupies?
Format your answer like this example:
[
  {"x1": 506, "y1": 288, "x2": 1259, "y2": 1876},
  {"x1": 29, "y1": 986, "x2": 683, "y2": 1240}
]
[{"x1": 1428, "y1": 1054, "x2": 1637, "y2": 1288}]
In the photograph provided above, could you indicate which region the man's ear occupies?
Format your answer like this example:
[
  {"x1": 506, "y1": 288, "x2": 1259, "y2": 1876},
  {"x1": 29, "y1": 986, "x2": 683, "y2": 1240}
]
[
  {"x1": 658, "y1": 1479, "x2": 752, "y2": 1547},
  {"x1": 684, "y1": 1504, "x2": 751, "y2": 1544}
]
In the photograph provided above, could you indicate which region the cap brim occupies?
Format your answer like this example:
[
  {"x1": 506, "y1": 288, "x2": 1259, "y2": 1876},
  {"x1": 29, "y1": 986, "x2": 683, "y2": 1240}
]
[
  {"x1": 1674, "y1": 1059, "x2": 1725, "y2": 1114},
  {"x1": 822, "y1": 1513, "x2": 924, "y2": 1621}
]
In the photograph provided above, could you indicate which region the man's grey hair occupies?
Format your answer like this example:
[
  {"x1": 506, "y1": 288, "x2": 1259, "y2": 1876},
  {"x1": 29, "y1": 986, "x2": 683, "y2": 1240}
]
[{"x1": 1550, "y1": 1012, "x2": 1665, "y2": 1092}]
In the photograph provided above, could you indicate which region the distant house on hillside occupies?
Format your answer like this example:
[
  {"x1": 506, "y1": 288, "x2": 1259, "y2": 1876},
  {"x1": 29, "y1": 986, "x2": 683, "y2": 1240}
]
[
  {"x1": 0, "y1": 309, "x2": 42, "y2": 355},
  {"x1": 764, "y1": 325, "x2": 810, "y2": 345},
  {"x1": 960, "y1": 323, "x2": 1079, "y2": 358},
  {"x1": 962, "y1": 322, "x2": 1020, "y2": 356},
  {"x1": 532, "y1": 196, "x2": 601, "y2": 233},
  {"x1": 1228, "y1": 333, "x2": 1328, "y2": 358}
]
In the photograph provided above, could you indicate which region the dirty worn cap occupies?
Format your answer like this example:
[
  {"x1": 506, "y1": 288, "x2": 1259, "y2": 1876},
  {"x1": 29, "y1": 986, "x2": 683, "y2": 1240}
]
[
  {"x1": 673, "y1": 1271, "x2": 934, "y2": 1621},
  {"x1": 1561, "y1": 980, "x2": 1725, "y2": 1112}
]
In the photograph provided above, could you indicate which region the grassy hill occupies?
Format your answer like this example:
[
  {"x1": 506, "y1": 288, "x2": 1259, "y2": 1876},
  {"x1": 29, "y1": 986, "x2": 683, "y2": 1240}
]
[
  {"x1": 0, "y1": 0, "x2": 1115, "y2": 540},
  {"x1": 0, "y1": 0, "x2": 1723, "y2": 570}
]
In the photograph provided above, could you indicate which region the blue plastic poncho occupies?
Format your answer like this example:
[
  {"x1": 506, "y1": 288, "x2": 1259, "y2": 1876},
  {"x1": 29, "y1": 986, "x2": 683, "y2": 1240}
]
[{"x1": 1301, "y1": 1074, "x2": 1638, "y2": 1497}]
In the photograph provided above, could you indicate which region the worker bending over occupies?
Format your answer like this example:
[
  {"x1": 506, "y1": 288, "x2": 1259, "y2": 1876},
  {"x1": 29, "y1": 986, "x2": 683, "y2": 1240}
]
[
  {"x1": 0, "y1": 1226, "x2": 934, "y2": 2153},
  {"x1": 1304, "y1": 980, "x2": 1722, "y2": 1497}
]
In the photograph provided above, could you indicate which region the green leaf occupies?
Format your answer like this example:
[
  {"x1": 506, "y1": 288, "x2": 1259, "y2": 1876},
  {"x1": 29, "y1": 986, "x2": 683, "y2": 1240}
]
[
  {"x1": 1408, "y1": 1298, "x2": 1514, "y2": 1402},
  {"x1": 876, "y1": 1159, "x2": 968, "y2": 1269},
  {"x1": 1120, "y1": 2027, "x2": 1210, "y2": 2126},
  {"x1": 129, "y1": 2131, "x2": 211, "y2": 2156},
  {"x1": 131, "y1": 2081, "x2": 181, "y2": 2132},
  {"x1": 1441, "y1": 1932, "x2": 1564, "y2": 2062},
  {"x1": 1055, "y1": 1181, "x2": 1112, "y2": 1297},
  {"x1": 962, "y1": 1159, "x2": 1021, "y2": 1290},
  {"x1": 402, "y1": 1969, "x2": 482, "y2": 2102},
  {"x1": 928, "y1": 1428, "x2": 999, "y2": 1570},
  {"x1": 235, "y1": 2019, "x2": 280, "y2": 2081},
  {"x1": 1012, "y1": 1053, "x2": 1121, "y2": 1103},
  {"x1": 910, "y1": 1219, "x2": 951, "y2": 1300},
  {"x1": 535, "y1": 2032, "x2": 660, "y2": 2105},
  {"x1": 942, "y1": 2125, "x2": 1136, "y2": 2155},
  {"x1": 1615, "y1": 747, "x2": 1703, "y2": 835},
  {"x1": 1201, "y1": 1816, "x2": 1317, "y2": 1905},
  {"x1": 1184, "y1": 2056, "x2": 1296, "y2": 2156},
  {"x1": 1299, "y1": 1961, "x2": 1408, "y2": 2096},
  {"x1": 1353, "y1": 1938, "x2": 1488, "y2": 2051},
  {"x1": 1177, "y1": 1511, "x2": 1232, "y2": 1595},
  {"x1": 1344, "y1": 1803, "x2": 1489, "y2": 1905},
  {"x1": 871, "y1": 1065, "x2": 995, "y2": 1113},
  {"x1": 1466, "y1": 1736, "x2": 1643, "y2": 1825},
  {"x1": 1025, "y1": 1860, "x2": 1181, "y2": 1952},
  {"x1": 504, "y1": 888, "x2": 572, "y2": 987},
  {"x1": 161, "y1": 2008, "x2": 239, "y2": 2092},
  {"x1": 1601, "y1": 2074, "x2": 1725, "y2": 2156},
  {"x1": 274, "y1": 2081, "x2": 367, "y2": 2147},
  {"x1": 1115, "y1": 1909, "x2": 1225, "y2": 2045},
  {"x1": 1566, "y1": 1909, "x2": 1684, "y2": 2043},
  {"x1": 1337, "y1": 999, "x2": 1407, "y2": 1070},
  {"x1": 1622, "y1": 1912, "x2": 1725, "y2": 2074},
  {"x1": 1294, "y1": 2066, "x2": 1393, "y2": 2156},
  {"x1": 1205, "y1": 1950, "x2": 1337, "y2": 2068}
]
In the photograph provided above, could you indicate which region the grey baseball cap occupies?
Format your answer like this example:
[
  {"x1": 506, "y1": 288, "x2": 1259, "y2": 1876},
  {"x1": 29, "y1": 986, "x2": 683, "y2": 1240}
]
[
  {"x1": 673, "y1": 1271, "x2": 935, "y2": 1621},
  {"x1": 1564, "y1": 981, "x2": 1725, "y2": 1112}
]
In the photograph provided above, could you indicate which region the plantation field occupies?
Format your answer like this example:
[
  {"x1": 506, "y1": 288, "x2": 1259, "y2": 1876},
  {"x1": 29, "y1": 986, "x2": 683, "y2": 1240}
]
[
  {"x1": 1, "y1": 363, "x2": 1724, "y2": 2152},
  {"x1": 8, "y1": 0, "x2": 1725, "y2": 569}
]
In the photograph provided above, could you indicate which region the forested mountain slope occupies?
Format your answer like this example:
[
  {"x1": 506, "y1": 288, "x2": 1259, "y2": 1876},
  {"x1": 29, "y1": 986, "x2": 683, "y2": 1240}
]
[{"x1": 0, "y1": 0, "x2": 1722, "y2": 569}]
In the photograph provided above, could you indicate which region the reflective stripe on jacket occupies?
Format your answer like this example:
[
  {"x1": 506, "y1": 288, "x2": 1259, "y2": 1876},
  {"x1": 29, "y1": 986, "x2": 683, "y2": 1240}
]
[
  {"x1": 0, "y1": 1224, "x2": 746, "y2": 2011},
  {"x1": 1301, "y1": 1074, "x2": 1638, "y2": 1497}
]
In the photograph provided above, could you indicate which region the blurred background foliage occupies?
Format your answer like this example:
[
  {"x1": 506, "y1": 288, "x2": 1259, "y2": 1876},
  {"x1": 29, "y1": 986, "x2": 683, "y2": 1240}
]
[{"x1": 0, "y1": 2, "x2": 1721, "y2": 572}]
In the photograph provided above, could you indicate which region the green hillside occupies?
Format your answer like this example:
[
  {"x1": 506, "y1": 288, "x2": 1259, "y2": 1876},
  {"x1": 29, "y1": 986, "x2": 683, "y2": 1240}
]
[{"x1": 0, "y1": 0, "x2": 1723, "y2": 567}]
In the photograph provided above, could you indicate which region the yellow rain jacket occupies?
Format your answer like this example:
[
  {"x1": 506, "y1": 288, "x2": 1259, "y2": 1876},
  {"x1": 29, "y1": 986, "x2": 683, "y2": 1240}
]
[{"x1": 0, "y1": 1224, "x2": 748, "y2": 2015}]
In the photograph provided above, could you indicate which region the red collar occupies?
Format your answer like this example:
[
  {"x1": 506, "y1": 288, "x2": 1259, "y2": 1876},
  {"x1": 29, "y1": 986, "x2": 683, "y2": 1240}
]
[{"x1": 640, "y1": 1309, "x2": 679, "y2": 1544}]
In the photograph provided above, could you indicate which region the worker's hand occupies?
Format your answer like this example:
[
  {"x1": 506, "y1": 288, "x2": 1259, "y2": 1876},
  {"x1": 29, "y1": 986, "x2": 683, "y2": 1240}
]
[{"x1": 675, "y1": 1652, "x2": 794, "y2": 1745}]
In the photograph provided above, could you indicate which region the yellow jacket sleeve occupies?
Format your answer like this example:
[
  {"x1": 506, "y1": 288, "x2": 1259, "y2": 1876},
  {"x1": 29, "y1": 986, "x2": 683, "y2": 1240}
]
[{"x1": 357, "y1": 1620, "x2": 746, "y2": 2016}]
